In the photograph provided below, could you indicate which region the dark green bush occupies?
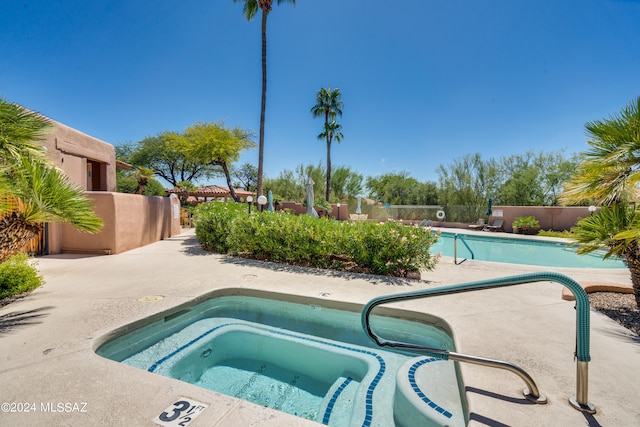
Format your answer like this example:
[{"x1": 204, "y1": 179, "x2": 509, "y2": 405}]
[
  {"x1": 116, "y1": 175, "x2": 167, "y2": 196},
  {"x1": 345, "y1": 221, "x2": 437, "y2": 275},
  {"x1": 227, "y1": 213, "x2": 341, "y2": 268},
  {"x1": 196, "y1": 202, "x2": 439, "y2": 277},
  {"x1": 193, "y1": 201, "x2": 247, "y2": 252},
  {"x1": 0, "y1": 253, "x2": 44, "y2": 299}
]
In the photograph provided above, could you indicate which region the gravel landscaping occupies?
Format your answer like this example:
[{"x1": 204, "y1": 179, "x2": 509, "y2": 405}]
[{"x1": 589, "y1": 292, "x2": 639, "y2": 336}]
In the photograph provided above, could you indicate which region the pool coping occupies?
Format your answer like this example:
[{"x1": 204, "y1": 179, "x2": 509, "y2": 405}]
[
  {"x1": 1, "y1": 228, "x2": 638, "y2": 426},
  {"x1": 561, "y1": 281, "x2": 634, "y2": 300},
  {"x1": 432, "y1": 227, "x2": 627, "y2": 269}
]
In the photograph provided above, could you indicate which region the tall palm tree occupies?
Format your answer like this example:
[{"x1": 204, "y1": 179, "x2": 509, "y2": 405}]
[
  {"x1": 233, "y1": 0, "x2": 296, "y2": 197},
  {"x1": 0, "y1": 99, "x2": 103, "y2": 262},
  {"x1": 560, "y1": 96, "x2": 640, "y2": 306},
  {"x1": 317, "y1": 120, "x2": 343, "y2": 201},
  {"x1": 311, "y1": 86, "x2": 343, "y2": 201}
]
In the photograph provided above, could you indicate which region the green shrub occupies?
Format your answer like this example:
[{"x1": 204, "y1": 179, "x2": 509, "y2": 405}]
[
  {"x1": 512, "y1": 216, "x2": 540, "y2": 233},
  {"x1": 0, "y1": 253, "x2": 44, "y2": 299},
  {"x1": 116, "y1": 175, "x2": 166, "y2": 196},
  {"x1": 228, "y1": 214, "x2": 340, "y2": 268},
  {"x1": 345, "y1": 221, "x2": 438, "y2": 275},
  {"x1": 196, "y1": 201, "x2": 439, "y2": 277},
  {"x1": 537, "y1": 229, "x2": 573, "y2": 238},
  {"x1": 193, "y1": 201, "x2": 247, "y2": 252}
]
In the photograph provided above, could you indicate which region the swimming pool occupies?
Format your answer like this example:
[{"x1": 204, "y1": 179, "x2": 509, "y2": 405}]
[
  {"x1": 96, "y1": 290, "x2": 467, "y2": 427},
  {"x1": 430, "y1": 232, "x2": 626, "y2": 268}
]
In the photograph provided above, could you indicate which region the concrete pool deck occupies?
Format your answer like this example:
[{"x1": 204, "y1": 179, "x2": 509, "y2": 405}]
[{"x1": 1, "y1": 228, "x2": 639, "y2": 426}]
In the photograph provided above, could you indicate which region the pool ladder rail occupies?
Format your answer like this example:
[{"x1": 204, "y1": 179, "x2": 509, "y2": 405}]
[
  {"x1": 361, "y1": 272, "x2": 597, "y2": 414},
  {"x1": 453, "y1": 233, "x2": 474, "y2": 265}
]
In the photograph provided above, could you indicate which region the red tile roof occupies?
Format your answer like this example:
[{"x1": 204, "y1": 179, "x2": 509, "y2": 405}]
[{"x1": 168, "y1": 185, "x2": 254, "y2": 198}]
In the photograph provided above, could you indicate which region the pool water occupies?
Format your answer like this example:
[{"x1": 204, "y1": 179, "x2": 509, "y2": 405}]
[
  {"x1": 197, "y1": 358, "x2": 325, "y2": 420},
  {"x1": 97, "y1": 293, "x2": 467, "y2": 427},
  {"x1": 430, "y1": 232, "x2": 626, "y2": 268}
]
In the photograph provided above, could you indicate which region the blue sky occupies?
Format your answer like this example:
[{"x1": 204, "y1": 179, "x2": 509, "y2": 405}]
[{"x1": 2, "y1": 0, "x2": 640, "y2": 187}]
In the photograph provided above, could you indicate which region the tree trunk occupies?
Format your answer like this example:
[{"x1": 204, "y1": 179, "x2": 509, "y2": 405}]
[
  {"x1": 219, "y1": 161, "x2": 240, "y2": 202},
  {"x1": 0, "y1": 212, "x2": 43, "y2": 263},
  {"x1": 135, "y1": 176, "x2": 148, "y2": 195},
  {"x1": 326, "y1": 136, "x2": 332, "y2": 202},
  {"x1": 257, "y1": 8, "x2": 269, "y2": 197},
  {"x1": 625, "y1": 249, "x2": 640, "y2": 307},
  {"x1": 324, "y1": 107, "x2": 330, "y2": 202}
]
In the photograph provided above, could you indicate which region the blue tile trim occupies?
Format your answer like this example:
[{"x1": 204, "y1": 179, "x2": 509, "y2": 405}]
[
  {"x1": 148, "y1": 322, "x2": 232, "y2": 373},
  {"x1": 322, "y1": 376, "x2": 353, "y2": 425},
  {"x1": 146, "y1": 322, "x2": 385, "y2": 427},
  {"x1": 407, "y1": 358, "x2": 453, "y2": 419}
]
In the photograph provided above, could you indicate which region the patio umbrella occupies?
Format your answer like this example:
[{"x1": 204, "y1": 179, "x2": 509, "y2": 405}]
[
  {"x1": 356, "y1": 195, "x2": 362, "y2": 214},
  {"x1": 306, "y1": 176, "x2": 319, "y2": 217},
  {"x1": 486, "y1": 198, "x2": 493, "y2": 216},
  {"x1": 267, "y1": 190, "x2": 274, "y2": 212}
]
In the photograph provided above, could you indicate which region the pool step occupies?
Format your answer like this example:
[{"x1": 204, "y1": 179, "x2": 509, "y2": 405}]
[
  {"x1": 394, "y1": 357, "x2": 466, "y2": 427},
  {"x1": 318, "y1": 376, "x2": 360, "y2": 426},
  {"x1": 195, "y1": 360, "x2": 324, "y2": 421}
]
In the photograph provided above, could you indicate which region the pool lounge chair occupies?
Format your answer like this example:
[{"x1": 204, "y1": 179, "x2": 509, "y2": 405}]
[
  {"x1": 483, "y1": 219, "x2": 504, "y2": 232},
  {"x1": 468, "y1": 218, "x2": 485, "y2": 230}
]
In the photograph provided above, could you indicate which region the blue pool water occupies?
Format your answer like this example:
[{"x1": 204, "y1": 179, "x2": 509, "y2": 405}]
[
  {"x1": 97, "y1": 293, "x2": 467, "y2": 427},
  {"x1": 430, "y1": 232, "x2": 626, "y2": 268}
]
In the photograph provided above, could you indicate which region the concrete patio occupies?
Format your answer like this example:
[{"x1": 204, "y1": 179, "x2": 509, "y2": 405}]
[{"x1": 1, "y1": 229, "x2": 639, "y2": 426}]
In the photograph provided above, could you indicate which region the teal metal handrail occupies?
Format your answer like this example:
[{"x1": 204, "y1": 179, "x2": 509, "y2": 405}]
[
  {"x1": 361, "y1": 271, "x2": 596, "y2": 413},
  {"x1": 453, "y1": 233, "x2": 474, "y2": 264}
]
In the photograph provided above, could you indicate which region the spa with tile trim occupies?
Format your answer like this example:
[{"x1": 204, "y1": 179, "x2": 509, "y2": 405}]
[{"x1": 96, "y1": 289, "x2": 467, "y2": 427}]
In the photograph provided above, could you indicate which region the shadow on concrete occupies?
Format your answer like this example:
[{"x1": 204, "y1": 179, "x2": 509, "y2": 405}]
[
  {"x1": 179, "y1": 231, "x2": 429, "y2": 287},
  {"x1": 465, "y1": 386, "x2": 536, "y2": 405},
  {"x1": 0, "y1": 306, "x2": 53, "y2": 335},
  {"x1": 218, "y1": 254, "x2": 426, "y2": 287},
  {"x1": 467, "y1": 386, "x2": 539, "y2": 426},
  {"x1": 467, "y1": 386, "x2": 608, "y2": 426},
  {"x1": 581, "y1": 412, "x2": 604, "y2": 427},
  {"x1": 468, "y1": 412, "x2": 511, "y2": 427},
  {"x1": 178, "y1": 233, "x2": 211, "y2": 256}
]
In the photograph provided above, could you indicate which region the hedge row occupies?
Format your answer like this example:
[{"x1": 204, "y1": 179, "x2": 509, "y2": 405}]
[{"x1": 194, "y1": 202, "x2": 439, "y2": 277}]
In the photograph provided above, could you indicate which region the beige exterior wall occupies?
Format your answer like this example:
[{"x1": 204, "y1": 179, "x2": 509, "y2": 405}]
[
  {"x1": 487, "y1": 206, "x2": 593, "y2": 233},
  {"x1": 41, "y1": 120, "x2": 116, "y2": 192},
  {"x1": 49, "y1": 192, "x2": 181, "y2": 255},
  {"x1": 426, "y1": 206, "x2": 592, "y2": 232},
  {"x1": 30, "y1": 119, "x2": 182, "y2": 256}
]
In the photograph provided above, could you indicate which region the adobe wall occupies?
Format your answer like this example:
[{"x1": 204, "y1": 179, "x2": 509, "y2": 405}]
[
  {"x1": 41, "y1": 120, "x2": 116, "y2": 191},
  {"x1": 377, "y1": 206, "x2": 595, "y2": 232},
  {"x1": 279, "y1": 202, "x2": 348, "y2": 220},
  {"x1": 488, "y1": 206, "x2": 594, "y2": 233},
  {"x1": 239, "y1": 201, "x2": 592, "y2": 232},
  {"x1": 49, "y1": 192, "x2": 181, "y2": 255}
]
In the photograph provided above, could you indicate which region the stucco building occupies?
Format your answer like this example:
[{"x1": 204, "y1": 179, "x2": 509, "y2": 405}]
[{"x1": 32, "y1": 118, "x2": 180, "y2": 256}]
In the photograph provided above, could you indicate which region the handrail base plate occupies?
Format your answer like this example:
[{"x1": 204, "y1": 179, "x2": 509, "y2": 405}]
[
  {"x1": 523, "y1": 388, "x2": 547, "y2": 404},
  {"x1": 569, "y1": 396, "x2": 596, "y2": 414}
]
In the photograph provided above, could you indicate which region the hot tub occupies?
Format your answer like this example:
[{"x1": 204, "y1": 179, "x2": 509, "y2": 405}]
[{"x1": 96, "y1": 289, "x2": 467, "y2": 426}]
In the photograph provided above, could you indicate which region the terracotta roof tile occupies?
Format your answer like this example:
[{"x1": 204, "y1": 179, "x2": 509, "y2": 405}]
[{"x1": 168, "y1": 185, "x2": 255, "y2": 198}]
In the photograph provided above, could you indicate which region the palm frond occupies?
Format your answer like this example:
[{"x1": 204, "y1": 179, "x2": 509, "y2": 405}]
[
  {"x1": 11, "y1": 157, "x2": 103, "y2": 233},
  {"x1": 310, "y1": 87, "x2": 343, "y2": 119},
  {"x1": 570, "y1": 203, "x2": 636, "y2": 259},
  {"x1": 0, "y1": 99, "x2": 50, "y2": 165},
  {"x1": 560, "y1": 96, "x2": 640, "y2": 206}
]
